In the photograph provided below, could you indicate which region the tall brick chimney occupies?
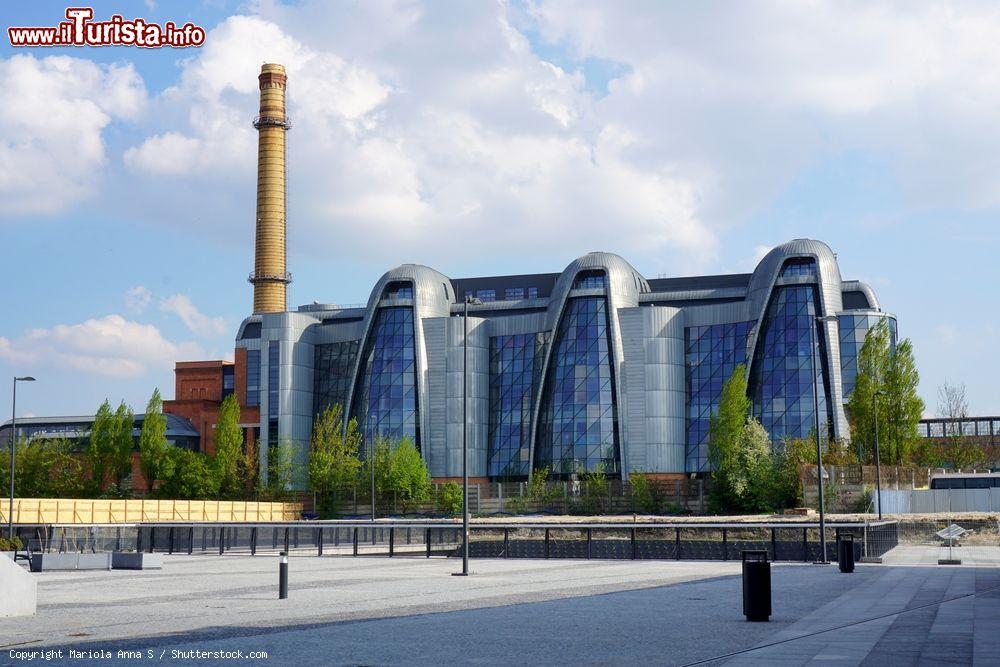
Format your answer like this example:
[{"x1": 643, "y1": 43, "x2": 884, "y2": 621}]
[{"x1": 249, "y1": 63, "x2": 291, "y2": 313}]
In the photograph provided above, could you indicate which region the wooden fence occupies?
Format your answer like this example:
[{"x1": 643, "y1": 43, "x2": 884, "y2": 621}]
[{"x1": 0, "y1": 498, "x2": 305, "y2": 524}]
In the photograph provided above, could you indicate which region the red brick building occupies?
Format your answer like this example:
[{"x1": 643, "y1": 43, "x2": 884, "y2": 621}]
[{"x1": 163, "y1": 357, "x2": 259, "y2": 456}]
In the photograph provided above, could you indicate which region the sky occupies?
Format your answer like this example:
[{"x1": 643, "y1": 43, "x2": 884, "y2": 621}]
[{"x1": 1, "y1": 0, "x2": 998, "y2": 421}]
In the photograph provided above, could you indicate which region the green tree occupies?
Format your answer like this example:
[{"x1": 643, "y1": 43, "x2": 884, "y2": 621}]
[
  {"x1": 2, "y1": 437, "x2": 89, "y2": 498},
  {"x1": 629, "y1": 471, "x2": 658, "y2": 514},
  {"x1": 847, "y1": 320, "x2": 924, "y2": 465},
  {"x1": 88, "y1": 400, "x2": 115, "y2": 492},
  {"x1": 156, "y1": 449, "x2": 221, "y2": 499},
  {"x1": 308, "y1": 404, "x2": 363, "y2": 516},
  {"x1": 387, "y1": 436, "x2": 431, "y2": 513},
  {"x1": 261, "y1": 439, "x2": 294, "y2": 501},
  {"x1": 104, "y1": 401, "x2": 136, "y2": 497},
  {"x1": 707, "y1": 364, "x2": 753, "y2": 510},
  {"x1": 214, "y1": 394, "x2": 243, "y2": 498},
  {"x1": 436, "y1": 482, "x2": 463, "y2": 515},
  {"x1": 138, "y1": 388, "x2": 171, "y2": 493}
]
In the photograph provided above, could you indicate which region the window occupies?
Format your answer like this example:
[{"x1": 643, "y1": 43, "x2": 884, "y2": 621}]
[
  {"x1": 749, "y1": 285, "x2": 832, "y2": 444},
  {"x1": 779, "y1": 258, "x2": 817, "y2": 278},
  {"x1": 246, "y1": 350, "x2": 260, "y2": 407},
  {"x1": 268, "y1": 341, "x2": 280, "y2": 416},
  {"x1": 488, "y1": 332, "x2": 548, "y2": 479},
  {"x1": 504, "y1": 287, "x2": 525, "y2": 300},
  {"x1": 572, "y1": 270, "x2": 606, "y2": 290},
  {"x1": 685, "y1": 321, "x2": 754, "y2": 472},
  {"x1": 351, "y1": 307, "x2": 420, "y2": 448},
  {"x1": 222, "y1": 366, "x2": 234, "y2": 399},
  {"x1": 382, "y1": 281, "x2": 413, "y2": 300},
  {"x1": 313, "y1": 340, "x2": 360, "y2": 417},
  {"x1": 241, "y1": 322, "x2": 262, "y2": 339},
  {"x1": 464, "y1": 289, "x2": 473, "y2": 299},
  {"x1": 535, "y1": 297, "x2": 620, "y2": 477},
  {"x1": 838, "y1": 314, "x2": 896, "y2": 399},
  {"x1": 476, "y1": 289, "x2": 496, "y2": 302},
  {"x1": 528, "y1": 287, "x2": 538, "y2": 299}
]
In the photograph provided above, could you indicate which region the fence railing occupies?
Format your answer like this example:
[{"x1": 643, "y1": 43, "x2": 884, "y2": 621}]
[{"x1": 12, "y1": 519, "x2": 897, "y2": 564}]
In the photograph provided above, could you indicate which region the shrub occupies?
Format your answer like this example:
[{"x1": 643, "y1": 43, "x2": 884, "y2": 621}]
[
  {"x1": 437, "y1": 482, "x2": 463, "y2": 516},
  {"x1": 0, "y1": 536, "x2": 23, "y2": 551},
  {"x1": 629, "y1": 472, "x2": 657, "y2": 514}
]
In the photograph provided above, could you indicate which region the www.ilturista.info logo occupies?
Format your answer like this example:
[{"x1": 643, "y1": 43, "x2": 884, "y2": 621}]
[{"x1": 8, "y1": 7, "x2": 206, "y2": 48}]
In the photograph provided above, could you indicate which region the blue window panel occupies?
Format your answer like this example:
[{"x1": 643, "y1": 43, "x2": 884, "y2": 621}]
[
  {"x1": 749, "y1": 285, "x2": 832, "y2": 444},
  {"x1": 245, "y1": 350, "x2": 260, "y2": 407},
  {"x1": 222, "y1": 365, "x2": 234, "y2": 399},
  {"x1": 382, "y1": 281, "x2": 413, "y2": 300},
  {"x1": 488, "y1": 332, "x2": 548, "y2": 479},
  {"x1": 268, "y1": 341, "x2": 280, "y2": 416},
  {"x1": 351, "y1": 307, "x2": 420, "y2": 448},
  {"x1": 684, "y1": 321, "x2": 753, "y2": 473},
  {"x1": 504, "y1": 287, "x2": 525, "y2": 301},
  {"x1": 838, "y1": 314, "x2": 897, "y2": 400},
  {"x1": 572, "y1": 270, "x2": 606, "y2": 290},
  {"x1": 779, "y1": 258, "x2": 817, "y2": 278},
  {"x1": 476, "y1": 289, "x2": 496, "y2": 302},
  {"x1": 313, "y1": 340, "x2": 360, "y2": 417},
  {"x1": 535, "y1": 297, "x2": 620, "y2": 477},
  {"x1": 528, "y1": 287, "x2": 538, "y2": 299}
]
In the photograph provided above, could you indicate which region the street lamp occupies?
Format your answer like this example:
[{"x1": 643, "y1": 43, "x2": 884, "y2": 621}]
[
  {"x1": 454, "y1": 296, "x2": 482, "y2": 577},
  {"x1": 9, "y1": 376, "x2": 36, "y2": 541},
  {"x1": 873, "y1": 389, "x2": 885, "y2": 520},
  {"x1": 811, "y1": 316, "x2": 838, "y2": 564}
]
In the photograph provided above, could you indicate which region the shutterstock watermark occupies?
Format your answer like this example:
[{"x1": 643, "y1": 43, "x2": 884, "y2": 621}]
[{"x1": 8, "y1": 7, "x2": 206, "y2": 48}]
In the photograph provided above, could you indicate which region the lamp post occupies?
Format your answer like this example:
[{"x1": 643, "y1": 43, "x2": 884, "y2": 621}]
[
  {"x1": 455, "y1": 296, "x2": 482, "y2": 577},
  {"x1": 873, "y1": 389, "x2": 885, "y2": 520},
  {"x1": 811, "y1": 316, "x2": 837, "y2": 564},
  {"x1": 9, "y1": 376, "x2": 35, "y2": 541}
]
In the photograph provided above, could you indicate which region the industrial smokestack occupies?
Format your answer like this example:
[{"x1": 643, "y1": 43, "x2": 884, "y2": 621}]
[{"x1": 249, "y1": 63, "x2": 291, "y2": 313}]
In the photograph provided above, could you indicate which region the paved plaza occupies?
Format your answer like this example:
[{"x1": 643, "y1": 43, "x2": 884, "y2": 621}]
[{"x1": 1, "y1": 548, "x2": 999, "y2": 665}]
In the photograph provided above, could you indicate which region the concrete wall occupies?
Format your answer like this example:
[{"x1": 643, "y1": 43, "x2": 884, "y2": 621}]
[{"x1": 0, "y1": 555, "x2": 36, "y2": 617}]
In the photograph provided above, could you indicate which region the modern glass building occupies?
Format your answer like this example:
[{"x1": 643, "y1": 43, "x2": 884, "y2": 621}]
[{"x1": 235, "y1": 239, "x2": 895, "y2": 481}]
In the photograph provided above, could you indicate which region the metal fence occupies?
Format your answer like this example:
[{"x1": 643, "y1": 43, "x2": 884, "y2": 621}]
[
  {"x1": 879, "y1": 488, "x2": 1000, "y2": 513},
  {"x1": 13, "y1": 520, "x2": 897, "y2": 563}
]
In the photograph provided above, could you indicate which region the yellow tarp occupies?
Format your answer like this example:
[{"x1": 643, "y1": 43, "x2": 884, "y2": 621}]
[{"x1": 0, "y1": 498, "x2": 305, "y2": 523}]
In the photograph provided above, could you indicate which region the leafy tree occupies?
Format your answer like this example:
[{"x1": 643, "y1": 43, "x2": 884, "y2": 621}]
[
  {"x1": 261, "y1": 439, "x2": 294, "y2": 501},
  {"x1": 847, "y1": 320, "x2": 924, "y2": 465},
  {"x1": 214, "y1": 394, "x2": 243, "y2": 498},
  {"x1": 2, "y1": 437, "x2": 89, "y2": 498},
  {"x1": 629, "y1": 471, "x2": 657, "y2": 514},
  {"x1": 102, "y1": 401, "x2": 136, "y2": 498},
  {"x1": 437, "y1": 481, "x2": 463, "y2": 515},
  {"x1": 308, "y1": 404, "x2": 363, "y2": 516},
  {"x1": 387, "y1": 436, "x2": 431, "y2": 513},
  {"x1": 156, "y1": 448, "x2": 221, "y2": 499},
  {"x1": 240, "y1": 434, "x2": 259, "y2": 499},
  {"x1": 139, "y1": 388, "x2": 171, "y2": 493},
  {"x1": 88, "y1": 400, "x2": 115, "y2": 492},
  {"x1": 707, "y1": 364, "x2": 753, "y2": 510}
]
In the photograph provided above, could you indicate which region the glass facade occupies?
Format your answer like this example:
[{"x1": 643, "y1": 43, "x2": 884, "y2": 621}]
[
  {"x1": 535, "y1": 297, "x2": 620, "y2": 477},
  {"x1": 838, "y1": 313, "x2": 897, "y2": 400},
  {"x1": 572, "y1": 270, "x2": 606, "y2": 289},
  {"x1": 504, "y1": 287, "x2": 525, "y2": 300},
  {"x1": 528, "y1": 287, "x2": 538, "y2": 299},
  {"x1": 246, "y1": 349, "x2": 260, "y2": 407},
  {"x1": 488, "y1": 332, "x2": 548, "y2": 479},
  {"x1": 476, "y1": 289, "x2": 496, "y2": 302},
  {"x1": 268, "y1": 341, "x2": 280, "y2": 416},
  {"x1": 382, "y1": 281, "x2": 413, "y2": 300},
  {"x1": 222, "y1": 365, "x2": 234, "y2": 399},
  {"x1": 749, "y1": 285, "x2": 833, "y2": 444},
  {"x1": 313, "y1": 340, "x2": 360, "y2": 416},
  {"x1": 685, "y1": 321, "x2": 754, "y2": 472},
  {"x1": 779, "y1": 258, "x2": 817, "y2": 278},
  {"x1": 351, "y1": 307, "x2": 419, "y2": 447}
]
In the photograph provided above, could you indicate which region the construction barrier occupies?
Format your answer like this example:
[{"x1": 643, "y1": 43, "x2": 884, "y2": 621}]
[{"x1": 0, "y1": 498, "x2": 305, "y2": 524}]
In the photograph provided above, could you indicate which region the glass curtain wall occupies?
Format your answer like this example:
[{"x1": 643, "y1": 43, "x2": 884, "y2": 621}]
[
  {"x1": 488, "y1": 332, "x2": 547, "y2": 479},
  {"x1": 313, "y1": 340, "x2": 360, "y2": 417}
]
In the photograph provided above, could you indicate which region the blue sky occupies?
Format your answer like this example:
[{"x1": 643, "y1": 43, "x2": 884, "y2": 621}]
[{"x1": 1, "y1": 0, "x2": 998, "y2": 421}]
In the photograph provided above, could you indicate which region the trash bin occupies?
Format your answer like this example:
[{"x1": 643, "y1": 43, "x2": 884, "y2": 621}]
[
  {"x1": 838, "y1": 534, "x2": 855, "y2": 573},
  {"x1": 742, "y1": 550, "x2": 771, "y2": 622}
]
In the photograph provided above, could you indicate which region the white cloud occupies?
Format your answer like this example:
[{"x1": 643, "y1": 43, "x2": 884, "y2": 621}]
[
  {"x1": 124, "y1": 286, "x2": 152, "y2": 314},
  {"x1": 159, "y1": 294, "x2": 227, "y2": 337},
  {"x1": 0, "y1": 54, "x2": 146, "y2": 217},
  {"x1": 0, "y1": 315, "x2": 203, "y2": 378}
]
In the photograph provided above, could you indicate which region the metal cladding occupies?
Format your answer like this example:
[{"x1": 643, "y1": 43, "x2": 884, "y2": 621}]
[{"x1": 249, "y1": 63, "x2": 291, "y2": 313}]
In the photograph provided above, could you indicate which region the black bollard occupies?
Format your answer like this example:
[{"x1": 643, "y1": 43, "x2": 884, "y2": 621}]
[
  {"x1": 742, "y1": 550, "x2": 771, "y2": 622},
  {"x1": 838, "y1": 534, "x2": 855, "y2": 573},
  {"x1": 278, "y1": 551, "x2": 289, "y2": 599}
]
